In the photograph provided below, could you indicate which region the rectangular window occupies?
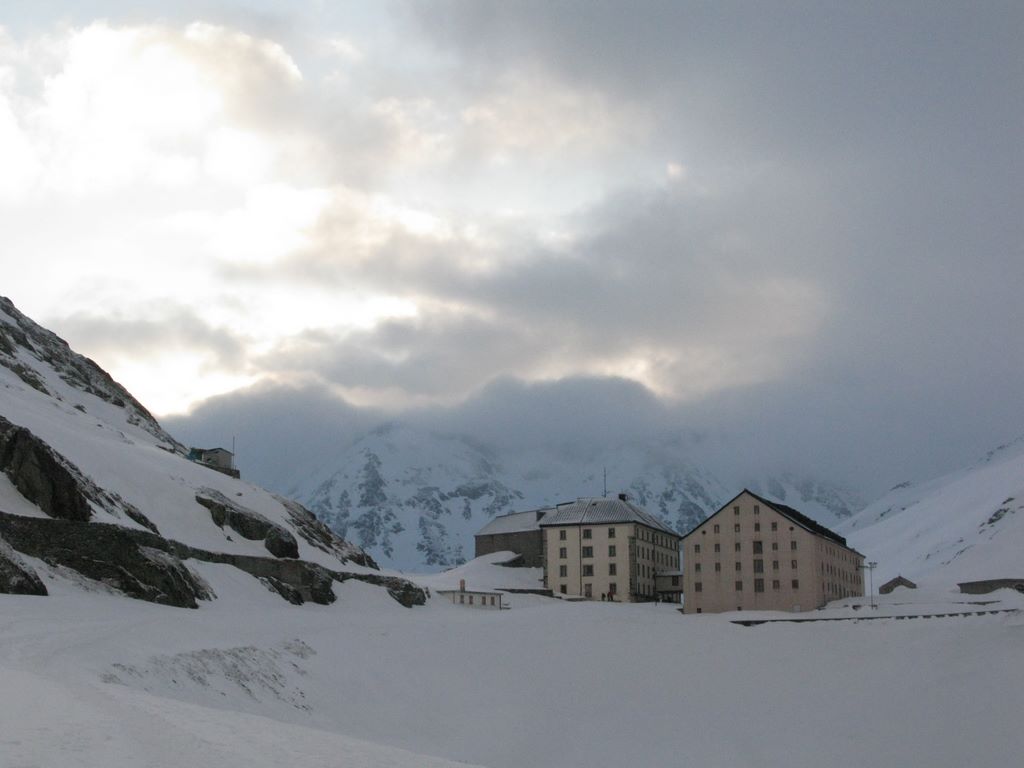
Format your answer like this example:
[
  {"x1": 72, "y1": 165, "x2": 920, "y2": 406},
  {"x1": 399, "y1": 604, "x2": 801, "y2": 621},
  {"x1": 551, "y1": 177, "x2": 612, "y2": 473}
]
[
  {"x1": 734, "y1": 523, "x2": 741, "y2": 532},
  {"x1": 584, "y1": 583, "x2": 592, "y2": 597},
  {"x1": 753, "y1": 541, "x2": 763, "y2": 554},
  {"x1": 754, "y1": 578, "x2": 765, "y2": 593},
  {"x1": 583, "y1": 529, "x2": 592, "y2": 539},
  {"x1": 771, "y1": 542, "x2": 779, "y2": 551},
  {"x1": 734, "y1": 542, "x2": 741, "y2": 552},
  {"x1": 608, "y1": 527, "x2": 616, "y2": 538},
  {"x1": 791, "y1": 559, "x2": 798, "y2": 569},
  {"x1": 714, "y1": 562, "x2": 721, "y2": 572},
  {"x1": 671, "y1": 576, "x2": 679, "y2": 586},
  {"x1": 714, "y1": 543, "x2": 721, "y2": 553},
  {"x1": 608, "y1": 582, "x2": 617, "y2": 595},
  {"x1": 791, "y1": 540, "x2": 798, "y2": 550},
  {"x1": 772, "y1": 560, "x2": 779, "y2": 570},
  {"x1": 753, "y1": 505, "x2": 760, "y2": 514},
  {"x1": 695, "y1": 582, "x2": 703, "y2": 592},
  {"x1": 460, "y1": 594, "x2": 465, "y2": 603},
  {"x1": 469, "y1": 595, "x2": 474, "y2": 604},
  {"x1": 609, "y1": 563, "x2": 617, "y2": 576},
  {"x1": 608, "y1": 545, "x2": 617, "y2": 557},
  {"x1": 583, "y1": 565, "x2": 593, "y2": 577},
  {"x1": 560, "y1": 584, "x2": 567, "y2": 594},
  {"x1": 559, "y1": 565, "x2": 567, "y2": 578},
  {"x1": 733, "y1": 506, "x2": 740, "y2": 515},
  {"x1": 582, "y1": 546, "x2": 593, "y2": 558},
  {"x1": 559, "y1": 547, "x2": 567, "y2": 559},
  {"x1": 772, "y1": 579, "x2": 780, "y2": 590},
  {"x1": 694, "y1": 544, "x2": 701, "y2": 554},
  {"x1": 735, "y1": 580, "x2": 743, "y2": 591},
  {"x1": 792, "y1": 579, "x2": 800, "y2": 589},
  {"x1": 754, "y1": 559, "x2": 764, "y2": 573},
  {"x1": 754, "y1": 523, "x2": 761, "y2": 532},
  {"x1": 713, "y1": 524, "x2": 720, "y2": 533},
  {"x1": 559, "y1": 529, "x2": 567, "y2": 540},
  {"x1": 735, "y1": 561, "x2": 742, "y2": 572},
  {"x1": 695, "y1": 563, "x2": 702, "y2": 573},
  {"x1": 771, "y1": 522, "x2": 778, "y2": 531}
]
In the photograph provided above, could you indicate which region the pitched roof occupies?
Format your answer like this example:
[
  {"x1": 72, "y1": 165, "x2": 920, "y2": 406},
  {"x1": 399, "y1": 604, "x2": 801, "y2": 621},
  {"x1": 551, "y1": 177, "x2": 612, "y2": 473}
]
[
  {"x1": 682, "y1": 489, "x2": 854, "y2": 549},
  {"x1": 539, "y1": 496, "x2": 680, "y2": 537},
  {"x1": 475, "y1": 508, "x2": 551, "y2": 536}
]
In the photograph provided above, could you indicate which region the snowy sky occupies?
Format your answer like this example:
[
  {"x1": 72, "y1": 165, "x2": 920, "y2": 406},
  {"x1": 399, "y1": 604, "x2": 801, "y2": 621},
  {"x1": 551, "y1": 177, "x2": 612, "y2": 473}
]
[{"x1": 2, "y1": 1, "x2": 1022, "y2": 493}]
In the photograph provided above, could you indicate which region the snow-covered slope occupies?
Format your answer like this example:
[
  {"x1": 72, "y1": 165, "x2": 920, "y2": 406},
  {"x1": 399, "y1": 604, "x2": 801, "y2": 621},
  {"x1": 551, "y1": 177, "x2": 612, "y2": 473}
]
[
  {"x1": 0, "y1": 296, "x2": 422, "y2": 608},
  {"x1": 297, "y1": 424, "x2": 863, "y2": 570},
  {"x1": 843, "y1": 436, "x2": 1024, "y2": 585}
]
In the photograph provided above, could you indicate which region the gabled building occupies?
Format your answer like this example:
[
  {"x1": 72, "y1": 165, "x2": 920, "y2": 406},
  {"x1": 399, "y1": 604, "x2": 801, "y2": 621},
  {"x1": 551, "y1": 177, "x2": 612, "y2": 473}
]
[
  {"x1": 474, "y1": 508, "x2": 550, "y2": 568},
  {"x1": 681, "y1": 490, "x2": 864, "y2": 613},
  {"x1": 188, "y1": 447, "x2": 240, "y2": 479},
  {"x1": 541, "y1": 494, "x2": 682, "y2": 602}
]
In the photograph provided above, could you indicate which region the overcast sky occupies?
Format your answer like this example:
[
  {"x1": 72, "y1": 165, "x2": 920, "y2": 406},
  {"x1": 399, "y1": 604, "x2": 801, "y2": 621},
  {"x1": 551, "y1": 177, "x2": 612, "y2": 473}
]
[{"x1": 2, "y1": 1, "x2": 1022, "y2": 496}]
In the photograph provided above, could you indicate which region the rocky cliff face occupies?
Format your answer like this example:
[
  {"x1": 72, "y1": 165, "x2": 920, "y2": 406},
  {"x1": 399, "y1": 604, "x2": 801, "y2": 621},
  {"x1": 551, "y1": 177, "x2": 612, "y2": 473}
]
[{"x1": 0, "y1": 297, "x2": 422, "y2": 609}]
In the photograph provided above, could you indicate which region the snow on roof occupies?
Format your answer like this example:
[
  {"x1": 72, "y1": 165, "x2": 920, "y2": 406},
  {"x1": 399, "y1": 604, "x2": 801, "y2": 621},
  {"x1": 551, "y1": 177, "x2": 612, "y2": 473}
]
[
  {"x1": 539, "y1": 496, "x2": 680, "y2": 537},
  {"x1": 475, "y1": 508, "x2": 550, "y2": 536}
]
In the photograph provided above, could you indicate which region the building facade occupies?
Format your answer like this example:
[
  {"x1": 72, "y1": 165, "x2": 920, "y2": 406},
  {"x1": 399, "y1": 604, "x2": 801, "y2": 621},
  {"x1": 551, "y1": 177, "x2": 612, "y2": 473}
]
[
  {"x1": 474, "y1": 508, "x2": 548, "y2": 567},
  {"x1": 541, "y1": 495, "x2": 682, "y2": 602},
  {"x1": 681, "y1": 490, "x2": 864, "y2": 614}
]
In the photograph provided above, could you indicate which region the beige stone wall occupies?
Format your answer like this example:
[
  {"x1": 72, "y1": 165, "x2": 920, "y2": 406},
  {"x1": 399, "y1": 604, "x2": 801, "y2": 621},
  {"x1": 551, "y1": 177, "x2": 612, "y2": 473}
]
[
  {"x1": 681, "y1": 491, "x2": 864, "y2": 614},
  {"x1": 543, "y1": 523, "x2": 680, "y2": 602}
]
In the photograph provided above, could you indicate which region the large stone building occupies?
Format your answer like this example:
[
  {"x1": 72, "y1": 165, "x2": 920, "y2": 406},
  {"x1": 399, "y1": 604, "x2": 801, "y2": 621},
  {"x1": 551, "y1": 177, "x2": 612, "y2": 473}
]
[
  {"x1": 474, "y1": 508, "x2": 548, "y2": 567},
  {"x1": 681, "y1": 490, "x2": 864, "y2": 614},
  {"x1": 541, "y1": 495, "x2": 682, "y2": 602}
]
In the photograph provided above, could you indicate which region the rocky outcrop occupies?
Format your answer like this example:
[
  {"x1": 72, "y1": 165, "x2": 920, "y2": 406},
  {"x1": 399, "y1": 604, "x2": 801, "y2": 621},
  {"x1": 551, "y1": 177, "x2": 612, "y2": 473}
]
[
  {"x1": 196, "y1": 489, "x2": 299, "y2": 559},
  {"x1": 0, "y1": 512, "x2": 210, "y2": 607},
  {"x1": 0, "y1": 415, "x2": 93, "y2": 521},
  {"x1": 0, "y1": 538, "x2": 48, "y2": 596},
  {"x1": 275, "y1": 495, "x2": 378, "y2": 569},
  {"x1": 0, "y1": 416, "x2": 159, "y2": 532},
  {"x1": 0, "y1": 511, "x2": 427, "y2": 609}
]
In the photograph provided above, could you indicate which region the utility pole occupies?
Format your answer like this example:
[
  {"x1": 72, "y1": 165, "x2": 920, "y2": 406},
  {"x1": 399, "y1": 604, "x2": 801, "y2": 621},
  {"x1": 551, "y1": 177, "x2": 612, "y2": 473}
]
[{"x1": 603, "y1": 466, "x2": 607, "y2": 497}]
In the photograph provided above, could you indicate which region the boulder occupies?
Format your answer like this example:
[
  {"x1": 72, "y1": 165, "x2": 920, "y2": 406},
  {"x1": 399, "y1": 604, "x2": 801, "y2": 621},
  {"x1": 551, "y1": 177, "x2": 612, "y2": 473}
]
[{"x1": 0, "y1": 416, "x2": 92, "y2": 521}]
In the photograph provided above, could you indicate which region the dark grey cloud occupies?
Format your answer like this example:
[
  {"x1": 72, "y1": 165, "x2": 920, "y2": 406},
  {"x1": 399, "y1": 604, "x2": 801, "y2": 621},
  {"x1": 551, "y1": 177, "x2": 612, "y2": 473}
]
[{"x1": 51, "y1": 305, "x2": 249, "y2": 371}]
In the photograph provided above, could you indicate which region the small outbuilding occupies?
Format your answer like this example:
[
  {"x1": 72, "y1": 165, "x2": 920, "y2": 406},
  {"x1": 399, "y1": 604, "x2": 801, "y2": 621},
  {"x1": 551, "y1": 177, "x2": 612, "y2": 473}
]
[
  {"x1": 957, "y1": 578, "x2": 1024, "y2": 595},
  {"x1": 188, "y1": 447, "x2": 240, "y2": 479},
  {"x1": 437, "y1": 579, "x2": 505, "y2": 609},
  {"x1": 879, "y1": 575, "x2": 917, "y2": 594}
]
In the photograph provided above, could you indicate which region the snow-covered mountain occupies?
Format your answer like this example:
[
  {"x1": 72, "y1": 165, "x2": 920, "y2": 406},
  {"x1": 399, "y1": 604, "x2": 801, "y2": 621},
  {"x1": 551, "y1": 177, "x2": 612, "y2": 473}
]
[
  {"x1": 842, "y1": 436, "x2": 1024, "y2": 585},
  {"x1": 296, "y1": 423, "x2": 864, "y2": 570},
  {"x1": 0, "y1": 296, "x2": 423, "y2": 608}
]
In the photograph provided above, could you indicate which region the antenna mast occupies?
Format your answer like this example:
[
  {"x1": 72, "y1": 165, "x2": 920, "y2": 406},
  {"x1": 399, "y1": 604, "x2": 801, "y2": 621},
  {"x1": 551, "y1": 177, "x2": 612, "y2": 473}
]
[{"x1": 603, "y1": 466, "x2": 607, "y2": 497}]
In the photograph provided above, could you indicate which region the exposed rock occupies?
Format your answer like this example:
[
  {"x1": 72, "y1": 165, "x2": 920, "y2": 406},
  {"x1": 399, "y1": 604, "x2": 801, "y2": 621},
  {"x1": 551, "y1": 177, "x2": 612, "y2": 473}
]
[
  {"x1": 259, "y1": 576, "x2": 304, "y2": 605},
  {"x1": 196, "y1": 489, "x2": 298, "y2": 559},
  {"x1": 0, "y1": 415, "x2": 93, "y2": 521},
  {"x1": 0, "y1": 416, "x2": 159, "y2": 532},
  {"x1": 274, "y1": 495, "x2": 378, "y2": 569},
  {"x1": 0, "y1": 538, "x2": 48, "y2": 596},
  {"x1": 0, "y1": 512, "x2": 210, "y2": 608},
  {"x1": 264, "y1": 525, "x2": 299, "y2": 559},
  {"x1": 0, "y1": 510, "x2": 427, "y2": 609}
]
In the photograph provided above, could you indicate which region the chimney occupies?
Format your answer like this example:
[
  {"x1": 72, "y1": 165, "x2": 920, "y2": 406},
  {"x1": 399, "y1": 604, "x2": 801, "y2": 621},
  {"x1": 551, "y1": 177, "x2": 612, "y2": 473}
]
[
  {"x1": 618, "y1": 492, "x2": 628, "y2": 501},
  {"x1": 459, "y1": 579, "x2": 466, "y2": 592}
]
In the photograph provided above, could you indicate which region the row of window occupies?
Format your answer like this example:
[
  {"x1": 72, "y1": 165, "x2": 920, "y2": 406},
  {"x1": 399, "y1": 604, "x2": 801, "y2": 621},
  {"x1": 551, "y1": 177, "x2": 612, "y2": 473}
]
[
  {"x1": 695, "y1": 559, "x2": 799, "y2": 573},
  {"x1": 458, "y1": 594, "x2": 498, "y2": 606},
  {"x1": 558, "y1": 526, "x2": 678, "y2": 550},
  {"x1": 559, "y1": 583, "x2": 619, "y2": 596},
  {"x1": 692, "y1": 579, "x2": 799, "y2": 593},
  {"x1": 693, "y1": 539, "x2": 796, "y2": 556},
  {"x1": 560, "y1": 563, "x2": 620, "y2": 578}
]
